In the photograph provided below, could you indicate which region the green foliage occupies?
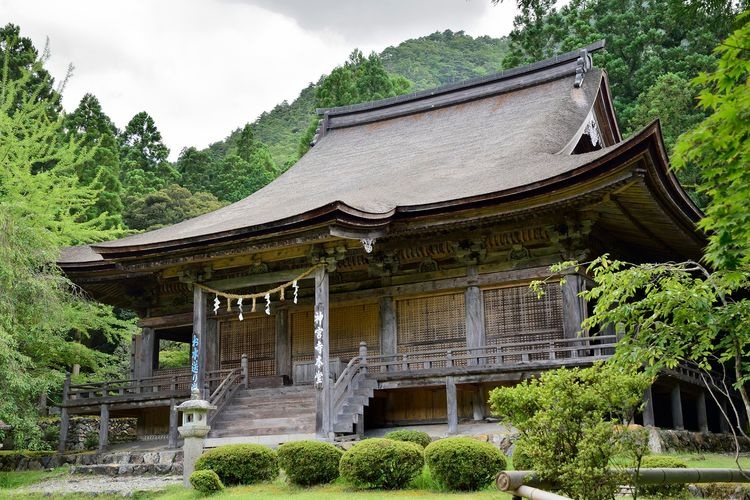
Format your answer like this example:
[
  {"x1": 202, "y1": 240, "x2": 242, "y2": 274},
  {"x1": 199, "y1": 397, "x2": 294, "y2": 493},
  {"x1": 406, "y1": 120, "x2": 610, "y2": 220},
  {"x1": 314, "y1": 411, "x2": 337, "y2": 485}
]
[
  {"x1": 672, "y1": 12, "x2": 750, "y2": 270},
  {"x1": 339, "y1": 438, "x2": 424, "y2": 489},
  {"x1": 424, "y1": 437, "x2": 506, "y2": 491},
  {"x1": 123, "y1": 184, "x2": 225, "y2": 231},
  {"x1": 119, "y1": 111, "x2": 177, "y2": 196},
  {"x1": 383, "y1": 430, "x2": 432, "y2": 449},
  {"x1": 489, "y1": 363, "x2": 650, "y2": 500},
  {"x1": 381, "y1": 30, "x2": 509, "y2": 91},
  {"x1": 158, "y1": 341, "x2": 190, "y2": 369},
  {"x1": 638, "y1": 455, "x2": 688, "y2": 498},
  {"x1": 194, "y1": 444, "x2": 279, "y2": 486},
  {"x1": 276, "y1": 440, "x2": 343, "y2": 486},
  {"x1": 83, "y1": 431, "x2": 98, "y2": 450},
  {"x1": 0, "y1": 38, "x2": 134, "y2": 448},
  {"x1": 512, "y1": 441, "x2": 533, "y2": 470},
  {"x1": 189, "y1": 469, "x2": 224, "y2": 495}
]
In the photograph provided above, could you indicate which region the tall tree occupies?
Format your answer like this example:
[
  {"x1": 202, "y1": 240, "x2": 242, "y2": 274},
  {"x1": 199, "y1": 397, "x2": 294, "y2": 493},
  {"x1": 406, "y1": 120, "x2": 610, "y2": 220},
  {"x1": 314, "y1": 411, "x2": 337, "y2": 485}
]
[
  {"x1": 123, "y1": 184, "x2": 225, "y2": 231},
  {"x1": 175, "y1": 146, "x2": 218, "y2": 195},
  {"x1": 119, "y1": 111, "x2": 177, "y2": 196},
  {"x1": 64, "y1": 93, "x2": 124, "y2": 227},
  {"x1": 0, "y1": 47, "x2": 132, "y2": 448}
]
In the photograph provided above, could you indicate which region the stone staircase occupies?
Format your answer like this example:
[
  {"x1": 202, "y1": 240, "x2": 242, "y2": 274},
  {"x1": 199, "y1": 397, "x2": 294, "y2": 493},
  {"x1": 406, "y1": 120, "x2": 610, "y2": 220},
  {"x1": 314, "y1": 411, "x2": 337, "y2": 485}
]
[
  {"x1": 333, "y1": 374, "x2": 378, "y2": 433},
  {"x1": 205, "y1": 385, "x2": 317, "y2": 447}
]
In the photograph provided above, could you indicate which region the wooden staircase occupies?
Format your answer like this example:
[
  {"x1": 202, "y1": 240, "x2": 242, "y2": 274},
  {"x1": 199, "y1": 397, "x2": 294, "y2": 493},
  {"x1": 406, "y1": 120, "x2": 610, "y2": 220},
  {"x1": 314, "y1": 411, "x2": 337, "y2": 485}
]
[
  {"x1": 333, "y1": 373, "x2": 377, "y2": 433},
  {"x1": 205, "y1": 385, "x2": 317, "y2": 447}
]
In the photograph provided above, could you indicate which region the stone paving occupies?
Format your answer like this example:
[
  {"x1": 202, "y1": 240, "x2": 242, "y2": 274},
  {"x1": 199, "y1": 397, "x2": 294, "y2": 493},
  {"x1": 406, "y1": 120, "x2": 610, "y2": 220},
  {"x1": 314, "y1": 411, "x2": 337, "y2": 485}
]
[{"x1": 19, "y1": 474, "x2": 181, "y2": 496}]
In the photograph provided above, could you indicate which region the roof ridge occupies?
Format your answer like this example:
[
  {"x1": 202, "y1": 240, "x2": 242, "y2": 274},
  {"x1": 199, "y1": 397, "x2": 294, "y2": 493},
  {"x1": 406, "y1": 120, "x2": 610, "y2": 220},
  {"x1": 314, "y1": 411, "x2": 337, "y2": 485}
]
[{"x1": 316, "y1": 40, "x2": 605, "y2": 117}]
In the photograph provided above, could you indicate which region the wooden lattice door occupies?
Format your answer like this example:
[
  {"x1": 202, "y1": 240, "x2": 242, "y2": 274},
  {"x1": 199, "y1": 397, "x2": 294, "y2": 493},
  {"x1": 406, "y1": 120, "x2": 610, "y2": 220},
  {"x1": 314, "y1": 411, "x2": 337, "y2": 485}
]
[{"x1": 219, "y1": 315, "x2": 276, "y2": 376}]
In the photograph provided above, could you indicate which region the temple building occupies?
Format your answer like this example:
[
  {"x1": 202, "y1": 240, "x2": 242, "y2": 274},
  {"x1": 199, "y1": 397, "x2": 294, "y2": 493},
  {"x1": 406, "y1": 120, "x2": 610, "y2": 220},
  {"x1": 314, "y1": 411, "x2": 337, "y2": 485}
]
[{"x1": 57, "y1": 41, "x2": 721, "y2": 450}]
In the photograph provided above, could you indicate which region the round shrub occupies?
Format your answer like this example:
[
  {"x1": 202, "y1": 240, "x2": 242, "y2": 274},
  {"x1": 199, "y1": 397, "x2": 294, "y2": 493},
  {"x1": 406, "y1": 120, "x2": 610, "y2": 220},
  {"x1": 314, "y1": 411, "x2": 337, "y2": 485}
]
[
  {"x1": 424, "y1": 437, "x2": 506, "y2": 491},
  {"x1": 189, "y1": 469, "x2": 224, "y2": 495},
  {"x1": 339, "y1": 438, "x2": 424, "y2": 489},
  {"x1": 638, "y1": 455, "x2": 688, "y2": 498},
  {"x1": 194, "y1": 444, "x2": 279, "y2": 486},
  {"x1": 277, "y1": 440, "x2": 343, "y2": 486},
  {"x1": 384, "y1": 430, "x2": 432, "y2": 448}
]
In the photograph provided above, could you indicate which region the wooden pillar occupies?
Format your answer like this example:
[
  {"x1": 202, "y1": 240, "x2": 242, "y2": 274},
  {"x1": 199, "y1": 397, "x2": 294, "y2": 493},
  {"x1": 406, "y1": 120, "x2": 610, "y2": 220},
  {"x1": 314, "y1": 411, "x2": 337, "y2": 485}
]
[
  {"x1": 168, "y1": 398, "x2": 178, "y2": 448},
  {"x1": 465, "y1": 266, "x2": 485, "y2": 365},
  {"x1": 561, "y1": 273, "x2": 585, "y2": 339},
  {"x1": 58, "y1": 373, "x2": 71, "y2": 452},
  {"x1": 697, "y1": 390, "x2": 709, "y2": 433},
  {"x1": 643, "y1": 386, "x2": 656, "y2": 427},
  {"x1": 315, "y1": 267, "x2": 331, "y2": 438},
  {"x1": 137, "y1": 328, "x2": 155, "y2": 379},
  {"x1": 193, "y1": 286, "x2": 207, "y2": 396},
  {"x1": 379, "y1": 296, "x2": 397, "y2": 357},
  {"x1": 720, "y1": 398, "x2": 731, "y2": 433},
  {"x1": 471, "y1": 386, "x2": 485, "y2": 421},
  {"x1": 446, "y1": 376, "x2": 458, "y2": 435},
  {"x1": 670, "y1": 384, "x2": 684, "y2": 430},
  {"x1": 99, "y1": 403, "x2": 109, "y2": 451},
  {"x1": 276, "y1": 308, "x2": 291, "y2": 379},
  {"x1": 205, "y1": 319, "x2": 219, "y2": 374}
]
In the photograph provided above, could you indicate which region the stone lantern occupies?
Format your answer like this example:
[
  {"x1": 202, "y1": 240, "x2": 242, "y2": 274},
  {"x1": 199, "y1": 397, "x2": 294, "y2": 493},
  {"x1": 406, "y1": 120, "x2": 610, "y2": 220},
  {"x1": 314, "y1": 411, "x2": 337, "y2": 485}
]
[{"x1": 176, "y1": 389, "x2": 216, "y2": 487}]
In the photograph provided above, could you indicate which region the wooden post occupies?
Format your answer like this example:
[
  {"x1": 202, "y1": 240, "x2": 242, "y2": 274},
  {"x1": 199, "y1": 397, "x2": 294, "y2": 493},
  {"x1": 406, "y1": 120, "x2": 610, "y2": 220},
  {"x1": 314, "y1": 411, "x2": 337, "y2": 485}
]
[
  {"x1": 379, "y1": 296, "x2": 397, "y2": 359},
  {"x1": 58, "y1": 373, "x2": 71, "y2": 453},
  {"x1": 205, "y1": 319, "x2": 219, "y2": 374},
  {"x1": 720, "y1": 398, "x2": 731, "y2": 433},
  {"x1": 561, "y1": 272, "x2": 585, "y2": 340},
  {"x1": 643, "y1": 386, "x2": 656, "y2": 427},
  {"x1": 697, "y1": 390, "x2": 709, "y2": 433},
  {"x1": 241, "y1": 354, "x2": 249, "y2": 389},
  {"x1": 315, "y1": 267, "x2": 331, "y2": 438},
  {"x1": 193, "y1": 286, "x2": 207, "y2": 397},
  {"x1": 472, "y1": 386, "x2": 485, "y2": 421},
  {"x1": 446, "y1": 376, "x2": 458, "y2": 435},
  {"x1": 99, "y1": 403, "x2": 109, "y2": 451},
  {"x1": 137, "y1": 328, "x2": 155, "y2": 379},
  {"x1": 671, "y1": 384, "x2": 684, "y2": 430},
  {"x1": 359, "y1": 342, "x2": 368, "y2": 373},
  {"x1": 276, "y1": 308, "x2": 291, "y2": 380},
  {"x1": 168, "y1": 398, "x2": 178, "y2": 448},
  {"x1": 465, "y1": 266, "x2": 485, "y2": 365}
]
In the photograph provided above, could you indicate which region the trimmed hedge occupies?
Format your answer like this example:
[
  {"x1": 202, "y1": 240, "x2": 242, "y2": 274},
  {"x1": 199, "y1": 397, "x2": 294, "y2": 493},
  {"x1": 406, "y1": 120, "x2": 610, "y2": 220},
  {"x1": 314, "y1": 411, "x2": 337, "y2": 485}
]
[
  {"x1": 424, "y1": 437, "x2": 506, "y2": 491},
  {"x1": 339, "y1": 438, "x2": 424, "y2": 489},
  {"x1": 277, "y1": 440, "x2": 343, "y2": 486},
  {"x1": 384, "y1": 430, "x2": 432, "y2": 448},
  {"x1": 194, "y1": 444, "x2": 279, "y2": 486},
  {"x1": 189, "y1": 469, "x2": 224, "y2": 495},
  {"x1": 638, "y1": 455, "x2": 688, "y2": 498}
]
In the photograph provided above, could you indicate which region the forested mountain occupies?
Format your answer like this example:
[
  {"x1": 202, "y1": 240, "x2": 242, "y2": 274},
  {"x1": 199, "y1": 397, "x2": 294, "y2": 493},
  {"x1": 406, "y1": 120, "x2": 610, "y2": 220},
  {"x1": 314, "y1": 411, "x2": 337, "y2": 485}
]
[{"x1": 212, "y1": 30, "x2": 510, "y2": 169}]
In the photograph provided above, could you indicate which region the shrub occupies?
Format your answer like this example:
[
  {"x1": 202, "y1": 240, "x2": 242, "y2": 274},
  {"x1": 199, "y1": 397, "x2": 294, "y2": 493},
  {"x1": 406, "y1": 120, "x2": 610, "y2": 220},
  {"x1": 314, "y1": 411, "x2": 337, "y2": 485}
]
[
  {"x1": 83, "y1": 431, "x2": 99, "y2": 450},
  {"x1": 511, "y1": 441, "x2": 533, "y2": 471},
  {"x1": 424, "y1": 437, "x2": 506, "y2": 491},
  {"x1": 384, "y1": 430, "x2": 432, "y2": 448},
  {"x1": 194, "y1": 444, "x2": 278, "y2": 485},
  {"x1": 637, "y1": 455, "x2": 688, "y2": 498},
  {"x1": 339, "y1": 438, "x2": 424, "y2": 489},
  {"x1": 277, "y1": 440, "x2": 342, "y2": 486},
  {"x1": 189, "y1": 469, "x2": 224, "y2": 495}
]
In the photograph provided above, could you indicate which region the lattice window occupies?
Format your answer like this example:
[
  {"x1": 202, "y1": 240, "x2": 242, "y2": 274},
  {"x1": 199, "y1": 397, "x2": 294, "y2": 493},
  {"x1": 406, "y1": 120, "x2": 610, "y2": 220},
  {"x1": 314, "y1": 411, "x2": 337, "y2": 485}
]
[
  {"x1": 219, "y1": 316, "x2": 275, "y2": 376},
  {"x1": 483, "y1": 284, "x2": 563, "y2": 360},
  {"x1": 396, "y1": 293, "x2": 466, "y2": 359},
  {"x1": 291, "y1": 303, "x2": 379, "y2": 363}
]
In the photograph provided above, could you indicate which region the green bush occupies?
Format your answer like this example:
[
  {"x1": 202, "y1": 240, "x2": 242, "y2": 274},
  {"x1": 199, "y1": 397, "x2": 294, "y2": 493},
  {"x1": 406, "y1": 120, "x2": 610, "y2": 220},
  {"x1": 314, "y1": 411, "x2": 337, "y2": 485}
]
[
  {"x1": 384, "y1": 430, "x2": 432, "y2": 448},
  {"x1": 512, "y1": 442, "x2": 533, "y2": 471},
  {"x1": 277, "y1": 440, "x2": 342, "y2": 486},
  {"x1": 638, "y1": 455, "x2": 688, "y2": 498},
  {"x1": 424, "y1": 437, "x2": 506, "y2": 491},
  {"x1": 194, "y1": 444, "x2": 279, "y2": 486},
  {"x1": 339, "y1": 438, "x2": 424, "y2": 489},
  {"x1": 83, "y1": 431, "x2": 98, "y2": 450},
  {"x1": 189, "y1": 469, "x2": 224, "y2": 495}
]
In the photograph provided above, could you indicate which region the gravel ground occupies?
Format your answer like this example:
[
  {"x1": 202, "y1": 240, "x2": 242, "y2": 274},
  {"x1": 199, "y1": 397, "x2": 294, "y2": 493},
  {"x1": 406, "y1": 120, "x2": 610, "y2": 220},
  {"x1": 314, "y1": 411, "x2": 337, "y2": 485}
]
[{"x1": 19, "y1": 474, "x2": 181, "y2": 496}]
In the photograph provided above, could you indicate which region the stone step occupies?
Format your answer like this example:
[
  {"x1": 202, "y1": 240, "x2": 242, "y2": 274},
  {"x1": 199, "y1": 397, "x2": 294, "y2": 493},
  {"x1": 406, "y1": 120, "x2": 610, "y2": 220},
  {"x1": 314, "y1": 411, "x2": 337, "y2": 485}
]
[{"x1": 71, "y1": 462, "x2": 182, "y2": 475}]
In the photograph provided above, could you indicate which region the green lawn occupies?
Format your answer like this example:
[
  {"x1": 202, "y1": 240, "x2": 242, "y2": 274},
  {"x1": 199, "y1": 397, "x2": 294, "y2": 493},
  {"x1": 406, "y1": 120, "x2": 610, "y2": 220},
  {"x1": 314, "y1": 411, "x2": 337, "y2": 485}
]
[{"x1": 0, "y1": 467, "x2": 69, "y2": 490}]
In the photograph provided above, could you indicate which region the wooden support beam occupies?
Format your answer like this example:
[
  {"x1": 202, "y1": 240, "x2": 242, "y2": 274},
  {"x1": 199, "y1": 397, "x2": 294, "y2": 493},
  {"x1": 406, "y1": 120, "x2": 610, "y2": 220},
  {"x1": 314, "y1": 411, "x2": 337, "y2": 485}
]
[
  {"x1": 99, "y1": 403, "x2": 109, "y2": 451},
  {"x1": 276, "y1": 308, "x2": 291, "y2": 378},
  {"x1": 205, "y1": 319, "x2": 219, "y2": 374},
  {"x1": 206, "y1": 268, "x2": 308, "y2": 291},
  {"x1": 315, "y1": 267, "x2": 332, "y2": 438},
  {"x1": 58, "y1": 374, "x2": 71, "y2": 452},
  {"x1": 697, "y1": 390, "x2": 709, "y2": 433},
  {"x1": 561, "y1": 273, "x2": 585, "y2": 340},
  {"x1": 446, "y1": 376, "x2": 458, "y2": 435},
  {"x1": 671, "y1": 384, "x2": 684, "y2": 430},
  {"x1": 465, "y1": 267, "x2": 485, "y2": 365},
  {"x1": 137, "y1": 328, "x2": 155, "y2": 379},
  {"x1": 193, "y1": 286, "x2": 207, "y2": 396},
  {"x1": 168, "y1": 398, "x2": 178, "y2": 448},
  {"x1": 643, "y1": 386, "x2": 656, "y2": 427},
  {"x1": 472, "y1": 386, "x2": 485, "y2": 421},
  {"x1": 379, "y1": 296, "x2": 397, "y2": 357}
]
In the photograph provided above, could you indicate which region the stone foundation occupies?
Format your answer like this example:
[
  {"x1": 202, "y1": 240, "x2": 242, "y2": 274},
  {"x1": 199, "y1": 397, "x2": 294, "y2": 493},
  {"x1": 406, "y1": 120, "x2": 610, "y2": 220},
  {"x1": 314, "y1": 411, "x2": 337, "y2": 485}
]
[
  {"x1": 39, "y1": 416, "x2": 137, "y2": 451},
  {"x1": 650, "y1": 429, "x2": 750, "y2": 454},
  {"x1": 0, "y1": 449, "x2": 182, "y2": 474}
]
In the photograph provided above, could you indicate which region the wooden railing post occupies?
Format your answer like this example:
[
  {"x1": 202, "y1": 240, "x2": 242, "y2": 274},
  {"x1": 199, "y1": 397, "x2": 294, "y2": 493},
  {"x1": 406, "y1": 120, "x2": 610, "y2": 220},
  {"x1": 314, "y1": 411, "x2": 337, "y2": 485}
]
[
  {"x1": 359, "y1": 342, "x2": 367, "y2": 373},
  {"x1": 171, "y1": 376, "x2": 177, "y2": 392},
  {"x1": 447, "y1": 350, "x2": 453, "y2": 368},
  {"x1": 58, "y1": 373, "x2": 71, "y2": 452},
  {"x1": 241, "y1": 354, "x2": 248, "y2": 389},
  {"x1": 402, "y1": 354, "x2": 409, "y2": 371}
]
